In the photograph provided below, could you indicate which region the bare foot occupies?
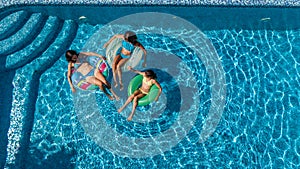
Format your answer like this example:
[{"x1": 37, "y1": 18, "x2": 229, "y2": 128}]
[
  {"x1": 119, "y1": 83, "x2": 124, "y2": 91},
  {"x1": 127, "y1": 116, "x2": 132, "y2": 121},
  {"x1": 114, "y1": 83, "x2": 118, "y2": 88},
  {"x1": 114, "y1": 95, "x2": 120, "y2": 101},
  {"x1": 108, "y1": 95, "x2": 114, "y2": 100},
  {"x1": 117, "y1": 108, "x2": 122, "y2": 113}
]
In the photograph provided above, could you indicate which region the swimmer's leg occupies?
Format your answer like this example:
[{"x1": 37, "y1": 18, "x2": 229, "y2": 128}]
[
  {"x1": 118, "y1": 90, "x2": 140, "y2": 113},
  {"x1": 86, "y1": 76, "x2": 113, "y2": 100},
  {"x1": 94, "y1": 70, "x2": 119, "y2": 100},
  {"x1": 127, "y1": 93, "x2": 146, "y2": 121},
  {"x1": 112, "y1": 55, "x2": 121, "y2": 88},
  {"x1": 116, "y1": 58, "x2": 129, "y2": 91}
]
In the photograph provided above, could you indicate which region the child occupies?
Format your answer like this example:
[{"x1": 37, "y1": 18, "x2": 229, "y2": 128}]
[
  {"x1": 103, "y1": 31, "x2": 147, "y2": 91},
  {"x1": 65, "y1": 50, "x2": 119, "y2": 100},
  {"x1": 118, "y1": 66, "x2": 162, "y2": 121}
]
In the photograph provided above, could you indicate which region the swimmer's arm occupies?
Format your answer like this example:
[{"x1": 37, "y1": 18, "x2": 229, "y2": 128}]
[
  {"x1": 80, "y1": 52, "x2": 106, "y2": 60},
  {"x1": 103, "y1": 34, "x2": 124, "y2": 48},
  {"x1": 153, "y1": 80, "x2": 162, "y2": 101},
  {"x1": 127, "y1": 66, "x2": 143, "y2": 75},
  {"x1": 67, "y1": 63, "x2": 76, "y2": 93}
]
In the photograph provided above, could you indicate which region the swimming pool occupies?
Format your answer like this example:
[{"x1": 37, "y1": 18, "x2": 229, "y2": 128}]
[{"x1": 1, "y1": 5, "x2": 299, "y2": 169}]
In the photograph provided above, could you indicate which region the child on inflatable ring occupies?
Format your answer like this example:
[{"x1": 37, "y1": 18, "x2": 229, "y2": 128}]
[{"x1": 118, "y1": 66, "x2": 162, "y2": 121}]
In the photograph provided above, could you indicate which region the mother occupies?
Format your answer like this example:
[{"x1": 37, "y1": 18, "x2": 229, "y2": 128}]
[{"x1": 65, "y1": 50, "x2": 119, "y2": 100}]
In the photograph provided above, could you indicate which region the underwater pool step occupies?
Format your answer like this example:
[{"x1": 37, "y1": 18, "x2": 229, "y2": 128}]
[
  {"x1": 36, "y1": 20, "x2": 79, "y2": 71},
  {"x1": 3, "y1": 16, "x2": 64, "y2": 72},
  {"x1": 5, "y1": 20, "x2": 78, "y2": 168},
  {"x1": 0, "y1": 10, "x2": 31, "y2": 41},
  {"x1": 0, "y1": 12, "x2": 48, "y2": 56}
]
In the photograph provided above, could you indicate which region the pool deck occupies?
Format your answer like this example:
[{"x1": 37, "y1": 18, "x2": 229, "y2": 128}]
[{"x1": 1, "y1": 0, "x2": 300, "y2": 9}]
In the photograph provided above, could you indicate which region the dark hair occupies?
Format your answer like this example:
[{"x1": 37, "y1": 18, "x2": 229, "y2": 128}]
[
  {"x1": 144, "y1": 70, "x2": 157, "y2": 79},
  {"x1": 124, "y1": 31, "x2": 137, "y2": 44},
  {"x1": 65, "y1": 50, "x2": 78, "y2": 63}
]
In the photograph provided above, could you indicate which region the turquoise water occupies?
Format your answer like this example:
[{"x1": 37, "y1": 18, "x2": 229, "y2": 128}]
[{"x1": 1, "y1": 6, "x2": 299, "y2": 169}]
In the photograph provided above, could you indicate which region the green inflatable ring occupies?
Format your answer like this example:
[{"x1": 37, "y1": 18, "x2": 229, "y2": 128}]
[{"x1": 128, "y1": 74, "x2": 159, "y2": 106}]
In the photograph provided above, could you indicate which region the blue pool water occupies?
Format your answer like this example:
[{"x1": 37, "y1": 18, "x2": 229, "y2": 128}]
[{"x1": 0, "y1": 5, "x2": 299, "y2": 169}]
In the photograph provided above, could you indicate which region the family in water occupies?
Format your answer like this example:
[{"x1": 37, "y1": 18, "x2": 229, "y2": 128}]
[{"x1": 66, "y1": 31, "x2": 162, "y2": 121}]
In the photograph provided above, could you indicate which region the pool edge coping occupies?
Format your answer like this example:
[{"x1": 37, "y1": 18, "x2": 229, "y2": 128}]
[{"x1": 1, "y1": 0, "x2": 300, "y2": 10}]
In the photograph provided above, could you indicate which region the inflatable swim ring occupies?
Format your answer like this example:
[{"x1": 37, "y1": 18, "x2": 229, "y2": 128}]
[
  {"x1": 71, "y1": 56, "x2": 109, "y2": 90},
  {"x1": 105, "y1": 38, "x2": 144, "y2": 71},
  {"x1": 127, "y1": 74, "x2": 159, "y2": 106}
]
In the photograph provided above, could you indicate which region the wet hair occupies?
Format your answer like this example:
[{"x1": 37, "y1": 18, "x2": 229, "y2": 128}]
[
  {"x1": 124, "y1": 31, "x2": 138, "y2": 44},
  {"x1": 144, "y1": 70, "x2": 157, "y2": 79},
  {"x1": 65, "y1": 50, "x2": 78, "y2": 63}
]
